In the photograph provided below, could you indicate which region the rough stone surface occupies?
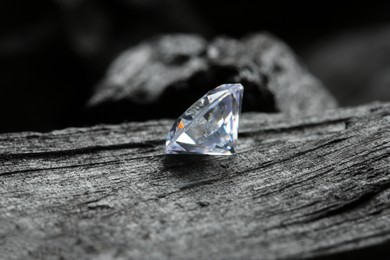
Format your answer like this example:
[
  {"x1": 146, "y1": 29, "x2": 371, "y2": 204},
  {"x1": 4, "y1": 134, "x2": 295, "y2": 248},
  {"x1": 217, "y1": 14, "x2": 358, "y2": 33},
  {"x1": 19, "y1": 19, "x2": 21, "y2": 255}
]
[
  {"x1": 87, "y1": 33, "x2": 337, "y2": 123},
  {"x1": 1, "y1": 102, "x2": 389, "y2": 260}
]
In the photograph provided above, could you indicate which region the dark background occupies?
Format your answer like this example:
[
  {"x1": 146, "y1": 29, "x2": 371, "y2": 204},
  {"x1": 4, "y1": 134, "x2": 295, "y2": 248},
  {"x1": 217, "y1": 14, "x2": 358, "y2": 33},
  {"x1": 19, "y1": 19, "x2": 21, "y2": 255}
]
[{"x1": 1, "y1": 0, "x2": 390, "y2": 133}]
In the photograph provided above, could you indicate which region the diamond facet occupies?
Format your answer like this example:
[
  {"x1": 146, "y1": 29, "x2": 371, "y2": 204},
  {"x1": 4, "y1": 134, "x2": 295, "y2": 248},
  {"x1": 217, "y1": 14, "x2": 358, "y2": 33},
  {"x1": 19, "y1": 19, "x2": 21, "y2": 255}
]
[{"x1": 165, "y1": 83, "x2": 244, "y2": 155}]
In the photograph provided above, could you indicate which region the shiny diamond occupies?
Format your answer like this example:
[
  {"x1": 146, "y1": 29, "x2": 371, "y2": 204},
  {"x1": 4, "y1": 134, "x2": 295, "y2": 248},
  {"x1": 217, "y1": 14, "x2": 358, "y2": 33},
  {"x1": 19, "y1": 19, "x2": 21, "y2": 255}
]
[{"x1": 165, "y1": 83, "x2": 244, "y2": 155}]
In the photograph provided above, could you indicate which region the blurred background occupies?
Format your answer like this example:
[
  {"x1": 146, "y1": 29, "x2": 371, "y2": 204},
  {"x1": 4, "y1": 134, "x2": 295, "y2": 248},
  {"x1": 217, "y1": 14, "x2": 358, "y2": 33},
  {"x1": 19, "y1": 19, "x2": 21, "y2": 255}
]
[{"x1": 1, "y1": 0, "x2": 390, "y2": 133}]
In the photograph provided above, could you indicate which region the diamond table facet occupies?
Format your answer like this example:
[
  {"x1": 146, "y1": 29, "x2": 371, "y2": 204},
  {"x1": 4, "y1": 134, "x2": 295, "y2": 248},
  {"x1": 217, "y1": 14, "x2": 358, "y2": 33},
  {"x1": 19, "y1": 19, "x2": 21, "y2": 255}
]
[{"x1": 165, "y1": 83, "x2": 244, "y2": 155}]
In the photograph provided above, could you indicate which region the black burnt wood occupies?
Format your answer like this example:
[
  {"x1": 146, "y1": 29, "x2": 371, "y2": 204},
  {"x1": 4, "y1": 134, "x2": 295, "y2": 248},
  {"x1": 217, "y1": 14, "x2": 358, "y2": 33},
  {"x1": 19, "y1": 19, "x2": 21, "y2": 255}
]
[
  {"x1": 87, "y1": 34, "x2": 337, "y2": 124},
  {"x1": 1, "y1": 103, "x2": 390, "y2": 259}
]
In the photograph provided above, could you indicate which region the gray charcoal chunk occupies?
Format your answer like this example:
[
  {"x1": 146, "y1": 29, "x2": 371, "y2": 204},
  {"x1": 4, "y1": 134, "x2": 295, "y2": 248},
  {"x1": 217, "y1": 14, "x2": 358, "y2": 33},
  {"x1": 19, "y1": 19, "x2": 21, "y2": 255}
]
[{"x1": 87, "y1": 33, "x2": 337, "y2": 123}]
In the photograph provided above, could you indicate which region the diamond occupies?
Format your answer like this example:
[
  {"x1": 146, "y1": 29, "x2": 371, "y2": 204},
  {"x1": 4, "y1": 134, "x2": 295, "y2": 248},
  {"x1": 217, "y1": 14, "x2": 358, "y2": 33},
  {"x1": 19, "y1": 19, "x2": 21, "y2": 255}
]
[{"x1": 165, "y1": 83, "x2": 244, "y2": 155}]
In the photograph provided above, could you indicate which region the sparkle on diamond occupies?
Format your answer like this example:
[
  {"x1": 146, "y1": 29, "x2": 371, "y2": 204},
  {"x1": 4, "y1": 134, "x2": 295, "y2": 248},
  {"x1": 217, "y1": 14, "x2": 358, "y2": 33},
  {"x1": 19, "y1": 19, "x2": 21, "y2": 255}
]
[{"x1": 165, "y1": 83, "x2": 244, "y2": 155}]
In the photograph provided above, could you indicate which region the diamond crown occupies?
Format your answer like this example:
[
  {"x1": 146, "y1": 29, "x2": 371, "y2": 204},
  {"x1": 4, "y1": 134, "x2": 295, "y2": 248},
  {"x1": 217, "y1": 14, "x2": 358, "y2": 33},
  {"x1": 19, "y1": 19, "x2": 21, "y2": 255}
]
[{"x1": 165, "y1": 83, "x2": 244, "y2": 155}]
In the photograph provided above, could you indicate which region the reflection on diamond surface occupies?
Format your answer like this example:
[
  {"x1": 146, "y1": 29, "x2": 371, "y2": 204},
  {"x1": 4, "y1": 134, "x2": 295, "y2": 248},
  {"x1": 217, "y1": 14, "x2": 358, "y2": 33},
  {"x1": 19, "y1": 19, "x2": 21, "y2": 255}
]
[{"x1": 165, "y1": 83, "x2": 243, "y2": 155}]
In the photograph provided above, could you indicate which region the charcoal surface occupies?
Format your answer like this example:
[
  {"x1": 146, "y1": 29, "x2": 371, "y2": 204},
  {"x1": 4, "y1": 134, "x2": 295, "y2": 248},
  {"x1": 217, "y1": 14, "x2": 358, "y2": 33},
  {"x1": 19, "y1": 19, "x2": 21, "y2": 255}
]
[
  {"x1": 87, "y1": 33, "x2": 337, "y2": 123},
  {"x1": 1, "y1": 102, "x2": 389, "y2": 259}
]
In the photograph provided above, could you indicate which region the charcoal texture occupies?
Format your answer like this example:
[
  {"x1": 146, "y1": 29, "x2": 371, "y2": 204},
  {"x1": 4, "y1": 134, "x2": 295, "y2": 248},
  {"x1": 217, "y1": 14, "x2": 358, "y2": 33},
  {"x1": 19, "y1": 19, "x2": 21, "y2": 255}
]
[
  {"x1": 87, "y1": 34, "x2": 337, "y2": 123},
  {"x1": 1, "y1": 103, "x2": 390, "y2": 259}
]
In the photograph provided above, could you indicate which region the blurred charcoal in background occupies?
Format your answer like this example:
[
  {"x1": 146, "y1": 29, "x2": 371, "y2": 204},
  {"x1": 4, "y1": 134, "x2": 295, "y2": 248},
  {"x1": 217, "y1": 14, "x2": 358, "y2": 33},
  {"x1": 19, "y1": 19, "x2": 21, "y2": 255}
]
[{"x1": 1, "y1": 0, "x2": 390, "y2": 133}]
